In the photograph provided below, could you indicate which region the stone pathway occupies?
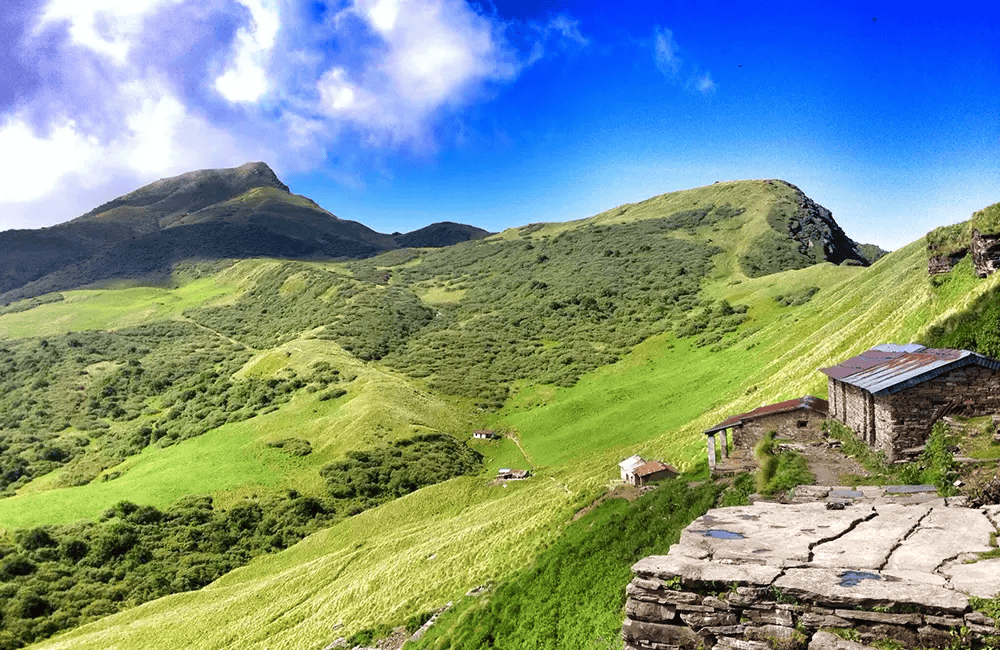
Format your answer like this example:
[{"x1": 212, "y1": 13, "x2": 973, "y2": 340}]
[{"x1": 787, "y1": 483, "x2": 966, "y2": 507}]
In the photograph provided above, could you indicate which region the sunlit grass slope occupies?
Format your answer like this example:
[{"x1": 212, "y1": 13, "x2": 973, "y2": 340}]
[
  {"x1": 499, "y1": 238, "x2": 1000, "y2": 480},
  {"x1": 31, "y1": 235, "x2": 997, "y2": 650},
  {"x1": 0, "y1": 337, "x2": 473, "y2": 528},
  {"x1": 0, "y1": 277, "x2": 234, "y2": 339},
  {"x1": 500, "y1": 179, "x2": 818, "y2": 281},
  {"x1": 36, "y1": 473, "x2": 595, "y2": 650}
]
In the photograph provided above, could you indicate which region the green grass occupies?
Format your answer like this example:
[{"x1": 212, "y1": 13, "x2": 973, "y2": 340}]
[
  {"x1": 470, "y1": 437, "x2": 531, "y2": 475},
  {"x1": 502, "y1": 337, "x2": 760, "y2": 471},
  {"x1": 410, "y1": 478, "x2": 721, "y2": 650},
  {"x1": 0, "y1": 278, "x2": 235, "y2": 339},
  {"x1": 34, "y1": 474, "x2": 596, "y2": 650},
  {"x1": 14, "y1": 198, "x2": 1000, "y2": 649},
  {"x1": 0, "y1": 338, "x2": 473, "y2": 528}
]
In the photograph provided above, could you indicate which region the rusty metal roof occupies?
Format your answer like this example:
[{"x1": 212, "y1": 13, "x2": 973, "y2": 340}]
[
  {"x1": 704, "y1": 396, "x2": 828, "y2": 434},
  {"x1": 635, "y1": 460, "x2": 678, "y2": 477},
  {"x1": 821, "y1": 345, "x2": 1000, "y2": 396}
]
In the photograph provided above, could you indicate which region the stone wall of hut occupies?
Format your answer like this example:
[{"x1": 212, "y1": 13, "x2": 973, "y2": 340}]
[
  {"x1": 733, "y1": 410, "x2": 825, "y2": 448},
  {"x1": 877, "y1": 363, "x2": 1000, "y2": 459},
  {"x1": 830, "y1": 363, "x2": 1000, "y2": 461}
]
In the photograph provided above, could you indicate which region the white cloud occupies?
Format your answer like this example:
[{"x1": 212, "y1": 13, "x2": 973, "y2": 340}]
[
  {"x1": 692, "y1": 72, "x2": 716, "y2": 95},
  {"x1": 214, "y1": 0, "x2": 281, "y2": 103},
  {"x1": 654, "y1": 27, "x2": 681, "y2": 78},
  {"x1": 317, "y1": 0, "x2": 520, "y2": 144},
  {"x1": 0, "y1": 117, "x2": 96, "y2": 203},
  {"x1": 0, "y1": 0, "x2": 586, "y2": 230},
  {"x1": 524, "y1": 13, "x2": 588, "y2": 66},
  {"x1": 653, "y1": 26, "x2": 716, "y2": 96},
  {"x1": 545, "y1": 15, "x2": 588, "y2": 47},
  {"x1": 38, "y1": 0, "x2": 178, "y2": 64}
]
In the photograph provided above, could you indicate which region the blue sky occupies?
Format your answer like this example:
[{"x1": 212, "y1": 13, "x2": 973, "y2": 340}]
[{"x1": 0, "y1": 1, "x2": 997, "y2": 249}]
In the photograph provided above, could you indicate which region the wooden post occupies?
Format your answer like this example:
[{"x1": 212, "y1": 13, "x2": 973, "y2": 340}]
[
  {"x1": 706, "y1": 433, "x2": 716, "y2": 472},
  {"x1": 720, "y1": 428, "x2": 729, "y2": 460}
]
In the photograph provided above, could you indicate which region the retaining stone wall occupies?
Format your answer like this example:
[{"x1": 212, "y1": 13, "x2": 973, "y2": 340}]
[{"x1": 624, "y1": 500, "x2": 1000, "y2": 650}]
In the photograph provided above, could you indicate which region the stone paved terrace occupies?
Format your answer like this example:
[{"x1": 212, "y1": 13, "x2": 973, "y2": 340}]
[{"x1": 624, "y1": 491, "x2": 1000, "y2": 649}]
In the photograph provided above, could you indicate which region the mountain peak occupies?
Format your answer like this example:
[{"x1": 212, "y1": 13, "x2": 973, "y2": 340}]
[{"x1": 72, "y1": 162, "x2": 291, "y2": 232}]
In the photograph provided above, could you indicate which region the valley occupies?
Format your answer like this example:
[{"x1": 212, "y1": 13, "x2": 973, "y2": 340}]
[{"x1": 0, "y1": 166, "x2": 996, "y2": 649}]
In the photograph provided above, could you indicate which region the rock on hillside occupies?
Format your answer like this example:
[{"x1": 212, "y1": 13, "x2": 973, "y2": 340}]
[
  {"x1": 0, "y1": 163, "x2": 488, "y2": 302},
  {"x1": 739, "y1": 180, "x2": 870, "y2": 277}
]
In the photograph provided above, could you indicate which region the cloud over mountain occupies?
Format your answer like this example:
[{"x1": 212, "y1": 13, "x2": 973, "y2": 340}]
[{"x1": 0, "y1": 0, "x2": 581, "y2": 231}]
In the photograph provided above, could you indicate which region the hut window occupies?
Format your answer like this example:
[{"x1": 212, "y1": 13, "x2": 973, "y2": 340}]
[{"x1": 796, "y1": 420, "x2": 808, "y2": 428}]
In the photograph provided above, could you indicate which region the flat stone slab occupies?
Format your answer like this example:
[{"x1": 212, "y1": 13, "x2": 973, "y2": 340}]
[
  {"x1": 885, "y1": 484, "x2": 937, "y2": 494},
  {"x1": 808, "y1": 630, "x2": 875, "y2": 650},
  {"x1": 811, "y1": 504, "x2": 929, "y2": 570},
  {"x1": 673, "y1": 502, "x2": 874, "y2": 567},
  {"x1": 632, "y1": 554, "x2": 783, "y2": 586},
  {"x1": 884, "y1": 508, "x2": 996, "y2": 573},
  {"x1": 774, "y1": 567, "x2": 969, "y2": 613},
  {"x1": 647, "y1": 498, "x2": 1000, "y2": 613},
  {"x1": 941, "y1": 557, "x2": 1000, "y2": 598}
]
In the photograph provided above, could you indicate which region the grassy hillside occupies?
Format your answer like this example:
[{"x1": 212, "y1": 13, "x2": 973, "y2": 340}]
[
  {"x1": 0, "y1": 182, "x2": 995, "y2": 649},
  {"x1": 27, "y1": 235, "x2": 1000, "y2": 650}
]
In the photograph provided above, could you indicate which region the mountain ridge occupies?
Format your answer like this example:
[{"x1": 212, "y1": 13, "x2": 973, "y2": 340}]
[{"x1": 0, "y1": 163, "x2": 490, "y2": 302}]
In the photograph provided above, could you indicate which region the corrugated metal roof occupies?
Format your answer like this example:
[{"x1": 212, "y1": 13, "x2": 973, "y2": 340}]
[
  {"x1": 704, "y1": 396, "x2": 828, "y2": 434},
  {"x1": 618, "y1": 455, "x2": 644, "y2": 471},
  {"x1": 822, "y1": 345, "x2": 1000, "y2": 395},
  {"x1": 819, "y1": 347, "x2": 909, "y2": 380},
  {"x1": 872, "y1": 343, "x2": 927, "y2": 353}
]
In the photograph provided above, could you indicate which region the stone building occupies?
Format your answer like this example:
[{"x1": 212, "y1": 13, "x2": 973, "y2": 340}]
[
  {"x1": 822, "y1": 343, "x2": 1000, "y2": 461},
  {"x1": 632, "y1": 461, "x2": 678, "y2": 486},
  {"x1": 702, "y1": 396, "x2": 828, "y2": 472},
  {"x1": 619, "y1": 455, "x2": 645, "y2": 483}
]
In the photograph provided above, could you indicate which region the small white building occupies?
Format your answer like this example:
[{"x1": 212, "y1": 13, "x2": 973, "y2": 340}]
[{"x1": 618, "y1": 455, "x2": 645, "y2": 483}]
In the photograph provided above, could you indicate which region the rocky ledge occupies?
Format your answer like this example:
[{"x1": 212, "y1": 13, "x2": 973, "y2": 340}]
[{"x1": 624, "y1": 496, "x2": 1000, "y2": 649}]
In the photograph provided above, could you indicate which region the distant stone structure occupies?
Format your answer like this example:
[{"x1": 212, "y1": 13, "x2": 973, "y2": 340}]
[
  {"x1": 703, "y1": 396, "x2": 828, "y2": 472},
  {"x1": 633, "y1": 461, "x2": 679, "y2": 486},
  {"x1": 972, "y1": 229, "x2": 1000, "y2": 277},
  {"x1": 822, "y1": 343, "x2": 1000, "y2": 461},
  {"x1": 497, "y1": 468, "x2": 529, "y2": 480},
  {"x1": 472, "y1": 429, "x2": 499, "y2": 440},
  {"x1": 619, "y1": 456, "x2": 679, "y2": 486},
  {"x1": 619, "y1": 455, "x2": 645, "y2": 483}
]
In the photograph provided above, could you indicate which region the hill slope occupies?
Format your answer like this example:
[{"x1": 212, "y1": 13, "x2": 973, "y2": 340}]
[
  {"x1": 0, "y1": 177, "x2": 968, "y2": 649},
  {"x1": 29, "y1": 229, "x2": 1000, "y2": 650},
  {"x1": 0, "y1": 164, "x2": 488, "y2": 302}
]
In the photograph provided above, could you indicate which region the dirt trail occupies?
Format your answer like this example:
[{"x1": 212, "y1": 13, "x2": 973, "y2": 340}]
[{"x1": 798, "y1": 442, "x2": 869, "y2": 485}]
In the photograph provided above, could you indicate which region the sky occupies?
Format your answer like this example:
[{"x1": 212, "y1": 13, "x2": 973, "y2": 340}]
[{"x1": 0, "y1": 1, "x2": 997, "y2": 249}]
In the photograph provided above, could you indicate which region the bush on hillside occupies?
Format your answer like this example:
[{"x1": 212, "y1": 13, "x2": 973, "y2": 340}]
[{"x1": 0, "y1": 433, "x2": 480, "y2": 649}]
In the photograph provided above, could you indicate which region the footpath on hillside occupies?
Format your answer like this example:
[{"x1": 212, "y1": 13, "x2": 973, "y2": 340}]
[{"x1": 718, "y1": 429, "x2": 871, "y2": 487}]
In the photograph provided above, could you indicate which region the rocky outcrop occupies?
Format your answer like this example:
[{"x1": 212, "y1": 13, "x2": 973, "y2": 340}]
[
  {"x1": 624, "y1": 499, "x2": 1000, "y2": 649},
  {"x1": 972, "y1": 229, "x2": 1000, "y2": 278},
  {"x1": 782, "y1": 183, "x2": 868, "y2": 267}
]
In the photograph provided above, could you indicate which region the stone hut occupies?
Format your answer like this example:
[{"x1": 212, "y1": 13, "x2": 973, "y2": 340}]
[
  {"x1": 972, "y1": 229, "x2": 1000, "y2": 277},
  {"x1": 703, "y1": 396, "x2": 828, "y2": 472},
  {"x1": 619, "y1": 455, "x2": 645, "y2": 483},
  {"x1": 633, "y1": 461, "x2": 678, "y2": 486},
  {"x1": 472, "y1": 429, "x2": 499, "y2": 440},
  {"x1": 821, "y1": 343, "x2": 1000, "y2": 461}
]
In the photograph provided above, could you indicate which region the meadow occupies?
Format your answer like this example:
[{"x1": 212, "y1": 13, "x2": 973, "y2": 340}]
[{"x1": 0, "y1": 182, "x2": 994, "y2": 648}]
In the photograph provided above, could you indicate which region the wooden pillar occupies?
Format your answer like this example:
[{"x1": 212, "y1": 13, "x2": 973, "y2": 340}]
[
  {"x1": 706, "y1": 433, "x2": 716, "y2": 472},
  {"x1": 720, "y1": 429, "x2": 729, "y2": 459}
]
